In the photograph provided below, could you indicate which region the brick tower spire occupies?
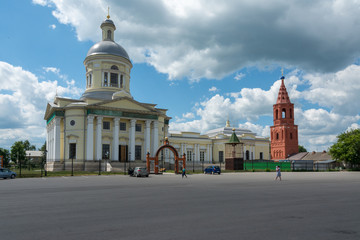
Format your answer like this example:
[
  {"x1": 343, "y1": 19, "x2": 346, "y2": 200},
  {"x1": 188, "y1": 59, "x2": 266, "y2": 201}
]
[{"x1": 270, "y1": 74, "x2": 298, "y2": 160}]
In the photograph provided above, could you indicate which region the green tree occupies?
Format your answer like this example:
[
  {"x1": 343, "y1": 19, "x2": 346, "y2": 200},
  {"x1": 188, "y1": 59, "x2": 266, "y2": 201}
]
[
  {"x1": 10, "y1": 140, "x2": 36, "y2": 167},
  {"x1": 329, "y1": 129, "x2": 360, "y2": 167},
  {"x1": 0, "y1": 148, "x2": 11, "y2": 167},
  {"x1": 298, "y1": 145, "x2": 307, "y2": 152}
]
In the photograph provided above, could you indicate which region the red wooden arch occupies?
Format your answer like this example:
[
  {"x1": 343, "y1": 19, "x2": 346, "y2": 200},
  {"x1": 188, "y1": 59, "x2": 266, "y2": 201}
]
[{"x1": 146, "y1": 138, "x2": 186, "y2": 174}]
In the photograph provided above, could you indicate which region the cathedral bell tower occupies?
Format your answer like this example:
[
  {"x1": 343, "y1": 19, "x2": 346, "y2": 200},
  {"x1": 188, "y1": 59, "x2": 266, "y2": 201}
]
[{"x1": 270, "y1": 75, "x2": 298, "y2": 160}]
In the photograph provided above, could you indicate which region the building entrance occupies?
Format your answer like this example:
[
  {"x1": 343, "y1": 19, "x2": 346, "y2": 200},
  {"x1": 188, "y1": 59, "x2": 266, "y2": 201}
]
[{"x1": 119, "y1": 145, "x2": 128, "y2": 162}]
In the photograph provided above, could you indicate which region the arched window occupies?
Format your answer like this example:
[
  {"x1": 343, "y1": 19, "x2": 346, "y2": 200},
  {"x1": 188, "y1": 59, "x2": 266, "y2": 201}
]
[
  {"x1": 107, "y1": 30, "x2": 112, "y2": 40},
  {"x1": 276, "y1": 133, "x2": 279, "y2": 140},
  {"x1": 120, "y1": 75, "x2": 123, "y2": 88},
  {"x1": 282, "y1": 108, "x2": 286, "y2": 118},
  {"x1": 111, "y1": 65, "x2": 118, "y2": 70},
  {"x1": 276, "y1": 109, "x2": 279, "y2": 120},
  {"x1": 290, "y1": 133, "x2": 293, "y2": 139}
]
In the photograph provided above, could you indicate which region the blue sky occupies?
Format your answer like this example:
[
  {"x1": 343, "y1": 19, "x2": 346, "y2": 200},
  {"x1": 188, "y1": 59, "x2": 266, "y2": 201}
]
[{"x1": 1, "y1": 0, "x2": 360, "y2": 152}]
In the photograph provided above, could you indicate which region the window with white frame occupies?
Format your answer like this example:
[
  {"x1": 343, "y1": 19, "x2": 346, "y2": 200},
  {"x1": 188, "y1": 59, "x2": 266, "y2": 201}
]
[
  {"x1": 200, "y1": 151, "x2": 205, "y2": 162},
  {"x1": 186, "y1": 151, "x2": 192, "y2": 161}
]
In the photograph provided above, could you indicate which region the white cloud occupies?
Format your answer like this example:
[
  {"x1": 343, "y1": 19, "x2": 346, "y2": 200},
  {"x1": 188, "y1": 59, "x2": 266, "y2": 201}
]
[
  {"x1": 209, "y1": 86, "x2": 218, "y2": 92},
  {"x1": 302, "y1": 64, "x2": 360, "y2": 115},
  {"x1": 0, "y1": 61, "x2": 82, "y2": 149},
  {"x1": 183, "y1": 112, "x2": 195, "y2": 119},
  {"x1": 49, "y1": 24, "x2": 56, "y2": 29},
  {"x1": 34, "y1": 0, "x2": 360, "y2": 81},
  {"x1": 234, "y1": 72, "x2": 245, "y2": 81},
  {"x1": 43, "y1": 67, "x2": 59, "y2": 74}
]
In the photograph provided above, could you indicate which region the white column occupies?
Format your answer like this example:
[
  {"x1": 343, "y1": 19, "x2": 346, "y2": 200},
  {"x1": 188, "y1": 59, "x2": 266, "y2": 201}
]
[
  {"x1": 113, "y1": 117, "x2": 120, "y2": 161},
  {"x1": 54, "y1": 117, "x2": 61, "y2": 161},
  {"x1": 86, "y1": 115, "x2": 94, "y2": 161},
  {"x1": 145, "y1": 120, "x2": 151, "y2": 158},
  {"x1": 244, "y1": 145, "x2": 247, "y2": 160},
  {"x1": 46, "y1": 125, "x2": 50, "y2": 161},
  {"x1": 151, "y1": 120, "x2": 159, "y2": 157},
  {"x1": 196, "y1": 144, "x2": 200, "y2": 162},
  {"x1": 96, "y1": 116, "x2": 103, "y2": 160},
  {"x1": 252, "y1": 146, "x2": 255, "y2": 160},
  {"x1": 209, "y1": 144, "x2": 212, "y2": 163},
  {"x1": 49, "y1": 122, "x2": 53, "y2": 161},
  {"x1": 130, "y1": 119, "x2": 136, "y2": 161}
]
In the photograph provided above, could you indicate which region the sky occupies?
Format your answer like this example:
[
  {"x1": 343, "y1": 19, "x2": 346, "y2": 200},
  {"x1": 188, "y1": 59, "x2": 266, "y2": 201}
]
[{"x1": 1, "y1": 0, "x2": 360, "y2": 152}]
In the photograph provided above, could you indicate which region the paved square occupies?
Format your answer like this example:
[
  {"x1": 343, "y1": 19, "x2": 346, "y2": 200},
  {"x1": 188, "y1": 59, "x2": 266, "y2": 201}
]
[{"x1": 1, "y1": 172, "x2": 360, "y2": 240}]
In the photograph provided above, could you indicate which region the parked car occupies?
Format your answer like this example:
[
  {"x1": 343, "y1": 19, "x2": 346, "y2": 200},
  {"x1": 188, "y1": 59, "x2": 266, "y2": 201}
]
[
  {"x1": 0, "y1": 168, "x2": 17, "y2": 179},
  {"x1": 204, "y1": 166, "x2": 221, "y2": 175},
  {"x1": 133, "y1": 167, "x2": 149, "y2": 177}
]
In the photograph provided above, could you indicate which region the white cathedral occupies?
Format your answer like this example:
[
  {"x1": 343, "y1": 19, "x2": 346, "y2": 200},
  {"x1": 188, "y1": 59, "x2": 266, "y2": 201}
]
[{"x1": 44, "y1": 16, "x2": 270, "y2": 171}]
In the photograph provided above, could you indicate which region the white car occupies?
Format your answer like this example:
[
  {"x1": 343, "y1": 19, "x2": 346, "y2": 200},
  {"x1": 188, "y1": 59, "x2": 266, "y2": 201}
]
[{"x1": 133, "y1": 167, "x2": 149, "y2": 177}]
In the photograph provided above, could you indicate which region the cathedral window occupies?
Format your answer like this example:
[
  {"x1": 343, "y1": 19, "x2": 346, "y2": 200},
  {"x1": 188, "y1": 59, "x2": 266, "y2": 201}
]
[
  {"x1": 282, "y1": 109, "x2": 286, "y2": 118},
  {"x1": 219, "y1": 151, "x2": 224, "y2": 163},
  {"x1": 276, "y1": 109, "x2": 278, "y2": 119},
  {"x1": 107, "y1": 30, "x2": 112, "y2": 40},
  {"x1": 104, "y1": 72, "x2": 108, "y2": 86},
  {"x1": 69, "y1": 143, "x2": 76, "y2": 159},
  {"x1": 120, "y1": 122, "x2": 126, "y2": 131},
  {"x1": 135, "y1": 145, "x2": 142, "y2": 160},
  {"x1": 135, "y1": 124, "x2": 142, "y2": 132},
  {"x1": 110, "y1": 73, "x2": 118, "y2": 87},
  {"x1": 89, "y1": 73, "x2": 92, "y2": 87},
  {"x1": 290, "y1": 133, "x2": 293, "y2": 139},
  {"x1": 103, "y1": 121, "x2": 110, "y2": 130},
  {"x1": 276, "y1": 133, "x2": 279, "y2": 140},
  {"x1": 102, "y1": 144, "x2": 110, "y2": 159},
  {"x1": 111, "y1": 65, "x2": 118, "y2": 70},
  {"x1": 120, "y1": 75, "x2": 123, "y2": 88}
]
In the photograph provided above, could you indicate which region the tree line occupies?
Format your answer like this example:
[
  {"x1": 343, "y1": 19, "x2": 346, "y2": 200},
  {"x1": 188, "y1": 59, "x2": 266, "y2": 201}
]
[{"x1": 0, "y1": 140, "x2": 46, "y2": 168}]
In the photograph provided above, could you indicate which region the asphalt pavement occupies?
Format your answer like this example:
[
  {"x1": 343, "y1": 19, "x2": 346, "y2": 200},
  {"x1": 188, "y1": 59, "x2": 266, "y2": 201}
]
[{"x1": 1, "y1": 172, "x2": 360, "y2": 240}]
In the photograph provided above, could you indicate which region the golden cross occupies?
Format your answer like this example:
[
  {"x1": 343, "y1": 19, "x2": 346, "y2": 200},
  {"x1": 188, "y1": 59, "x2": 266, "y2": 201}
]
[{"x1": 107, "y1": 7, "x2": 110, "y2": 19}]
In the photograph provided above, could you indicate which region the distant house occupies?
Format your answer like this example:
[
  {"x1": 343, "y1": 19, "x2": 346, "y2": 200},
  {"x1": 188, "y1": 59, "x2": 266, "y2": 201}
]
[
  {"x1": 25, "y1": 151, "x2": 44, "y2": 165},
  {"x1": 288, "y1": 151, "x2": 338, "y2": 170}
]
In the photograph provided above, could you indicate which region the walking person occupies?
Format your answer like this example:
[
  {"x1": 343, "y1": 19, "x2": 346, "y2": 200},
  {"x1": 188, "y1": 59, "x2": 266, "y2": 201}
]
[
  {"x1": 182, "y1": 167, "x2": 187, "y2": 178},
  {"x1": 275, "y1": 165, "x2": 281, "y2": 181}
]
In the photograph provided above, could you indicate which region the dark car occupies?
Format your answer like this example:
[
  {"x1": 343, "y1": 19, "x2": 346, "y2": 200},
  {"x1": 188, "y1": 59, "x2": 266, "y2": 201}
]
[
  {"x1": 0, "y1": 168, "x2": 17, "y2": 179},
  {"x1": 204, "y1": 166, "x2": 221, "y2": 174}
]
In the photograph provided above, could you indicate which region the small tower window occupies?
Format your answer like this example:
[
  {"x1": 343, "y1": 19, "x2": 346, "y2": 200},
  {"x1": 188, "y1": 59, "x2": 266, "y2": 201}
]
[
  {"x1": 89, "y1": 73, "x2": 92, "y2": 87},
  {"x1": 276, "y1": 133, "x2": 279, "y2": 140},
  {"x1": 111, "y1": 65, "x2": 118, "y2": 70},
  {"x1": 282, "y1": 109, "x2": 286, "y2": 118},
  {"x1": 276, "y1": 109, "x2": 279, "y2": 120},
  {"x1": 120, "y1": 75, "x2": 123, "y2": 88},
  {"x1": 104, "y1": 72, "x2": 108, "y2": 86},
  {"x1": 110, "y1": 73, "x2": 118, "y2": 87},
  {"x1": 107, "y1": 30, "x2": 112, "y2": 40}
]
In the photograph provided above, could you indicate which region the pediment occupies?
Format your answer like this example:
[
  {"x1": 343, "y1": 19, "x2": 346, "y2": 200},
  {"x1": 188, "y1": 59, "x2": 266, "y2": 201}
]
[{"x1": 91, "y1": 97, "x2": 157, "y2": 113}]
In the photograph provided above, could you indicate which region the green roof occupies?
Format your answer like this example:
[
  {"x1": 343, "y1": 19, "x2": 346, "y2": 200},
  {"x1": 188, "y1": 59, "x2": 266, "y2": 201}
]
[{"x1": 228, "y1": 131, "x2": 240, "y2": 144}]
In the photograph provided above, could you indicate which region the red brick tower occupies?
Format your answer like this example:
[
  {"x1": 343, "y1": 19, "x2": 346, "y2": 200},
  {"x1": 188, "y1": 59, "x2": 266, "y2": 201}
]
[{"x1": 270, "y1": 75, "x2": 298, "y2": 160}]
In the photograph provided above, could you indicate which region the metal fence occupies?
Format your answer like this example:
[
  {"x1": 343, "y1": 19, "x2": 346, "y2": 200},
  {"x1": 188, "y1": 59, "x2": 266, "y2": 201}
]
[{"x1": 243, "y1": 160, "x2": 292, "y2": 171}]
